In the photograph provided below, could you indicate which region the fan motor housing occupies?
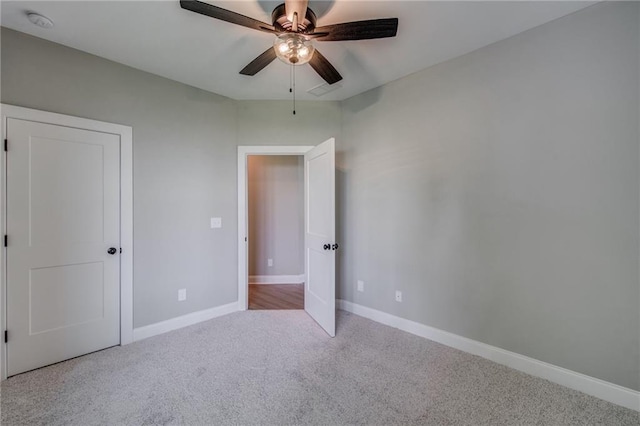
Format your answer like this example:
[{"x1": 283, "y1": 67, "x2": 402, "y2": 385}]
[{"x1": 272, "y1": 3, "x2": 317, "y2": 33}]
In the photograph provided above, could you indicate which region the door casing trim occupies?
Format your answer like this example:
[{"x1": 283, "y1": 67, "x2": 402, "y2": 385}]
[
  {"x1": 237, "y1": 145, "x2": 313, "y2": 311},
  {"x1": 0, "y1": 104, "x2": 134, "y2": 380}
]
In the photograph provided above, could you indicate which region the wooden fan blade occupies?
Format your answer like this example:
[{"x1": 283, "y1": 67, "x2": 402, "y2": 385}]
[
  {"x1": 304, "y1": 32, "x2": 330, "y2": 39},
  {"x1": 309, "y1": 49, "x2": 342, "y2": 85},
  {"x1": 180, "y1": 0, "x2": 277, "y2": 34},
  {"x1": 314, "y1": 18, "x2": 398, "y2": 41},
  {"x1": 240, "y1": 47, "x2": 277, "y2": 76}
]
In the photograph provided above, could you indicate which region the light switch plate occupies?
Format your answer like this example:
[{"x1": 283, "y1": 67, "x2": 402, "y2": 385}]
[
  {"x1": 357, "y1": 280, "x2": 364, "y2": 292},
  {"x1": 210, "y1": 217, "x2": 222, "y2": 228},
  {"x1": 178, "y1": 288, "x2": 187, "y2": 301}
]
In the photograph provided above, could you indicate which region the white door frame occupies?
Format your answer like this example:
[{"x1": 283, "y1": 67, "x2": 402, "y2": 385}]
[
  {"x1": 0, "y1": 104, "x2": 134, "y2": 380},
  {"x1": 237, "y1": 145, "x2": 313, "y2": 310}
]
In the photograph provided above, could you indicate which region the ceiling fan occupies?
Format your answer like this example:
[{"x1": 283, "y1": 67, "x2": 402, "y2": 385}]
[{"x1": 180, "y1": 0, "x2": 399, "y2": 85}]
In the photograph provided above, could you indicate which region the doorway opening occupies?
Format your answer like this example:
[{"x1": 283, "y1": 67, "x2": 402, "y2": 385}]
[
  {"x1": 247, "y1": 155, "x2": 304, "y2": 310},
  {"x1": 238, "y1": 141, "x2": 336, "y2": 337}
]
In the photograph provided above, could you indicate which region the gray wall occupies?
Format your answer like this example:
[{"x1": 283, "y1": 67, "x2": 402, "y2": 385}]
[
  {"x1": 248, "y1": 155, "x2": 304, "y2": 277},
  {"x1": 0, "y1": 28, "x2": 340, "y2": 327},
  {"x1": 237, "y1": 100, "x2": 342, "y2": 147},
  {"x1": 2, "y1": 0, "x2": 638, "y2": 391},
  {"x1": 1, "y1": 28, "x2": 238, "y2": 328},
  {"x1": 339, "y1": 2, "x2": 639, "y2": 390}
]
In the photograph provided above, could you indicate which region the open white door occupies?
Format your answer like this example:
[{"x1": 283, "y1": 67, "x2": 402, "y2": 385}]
[{"x1": 304, "y1": 138, "x2": 336, "y2": 337}]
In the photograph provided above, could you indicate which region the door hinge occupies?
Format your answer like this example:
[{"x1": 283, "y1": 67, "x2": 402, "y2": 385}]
[
  {"x1": 4, "y1": 139, "x2": 7, "y2": 151},
  {"x1": 4, "y1": 330, "x2": 7, "y2": 343},
  {"x1": 3, "y1": 235, "x2": 6, "y2": 247}
]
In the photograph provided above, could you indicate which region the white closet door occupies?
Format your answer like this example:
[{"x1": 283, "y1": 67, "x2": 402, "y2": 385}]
[{"x1": 6, "y1": 118, "x2": 120, "y2": 376}]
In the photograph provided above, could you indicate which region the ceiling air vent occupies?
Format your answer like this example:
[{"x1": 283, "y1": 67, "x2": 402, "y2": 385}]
[{"x1": 307, "y1": 82, "x2": 343, "y2": 97}]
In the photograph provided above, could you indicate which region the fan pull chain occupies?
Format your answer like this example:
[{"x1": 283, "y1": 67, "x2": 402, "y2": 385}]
[
  {"x1": 289, "y1": 64, "x2": 295, "y2": 114},
  {"x1": 288, "y1": 64, "x2": 296, "y2": 115}
]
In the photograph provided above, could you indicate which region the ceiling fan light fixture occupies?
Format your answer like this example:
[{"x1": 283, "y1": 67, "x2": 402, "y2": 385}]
[
  {"x1": 181, "y1": 0, "x2": 398, "y2": 85},
  {"x1": 273, "y1": 33, "x2": 314, "y2": 65}
]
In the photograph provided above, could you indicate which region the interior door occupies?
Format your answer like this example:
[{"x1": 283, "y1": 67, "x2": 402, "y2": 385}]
[
  {"x1": 6, "y1": 118, "x2": 121, "y2": 376},
  {"x1": 304, "y1": 138, "x2": 336, "y2": 337}
]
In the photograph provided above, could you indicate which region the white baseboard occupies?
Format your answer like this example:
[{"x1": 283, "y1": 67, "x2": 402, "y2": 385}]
[
  {"x1": 337, "y1": 299, "x2": 639, "y2": 412},
  {"x1": 249, "y1": 274, "x2": 305, "y2": 284},
  {"x1": 133, "y1": 302, "x2": 238, "y2": 342}
]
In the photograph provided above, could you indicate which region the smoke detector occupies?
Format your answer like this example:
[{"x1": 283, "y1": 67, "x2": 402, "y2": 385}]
[{"x1": 27, "y1": 12, "x2": 54, "y2": 29}]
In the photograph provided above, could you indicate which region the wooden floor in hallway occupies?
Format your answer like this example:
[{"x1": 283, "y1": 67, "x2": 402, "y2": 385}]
[{"x1": 248, "y1": 284, "x2": 304, "y2": 310}]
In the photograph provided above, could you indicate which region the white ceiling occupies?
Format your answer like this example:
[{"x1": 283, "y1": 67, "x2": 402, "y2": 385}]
[{"x1": 1, "y1": 1, "x2": 595, "y2": 101}]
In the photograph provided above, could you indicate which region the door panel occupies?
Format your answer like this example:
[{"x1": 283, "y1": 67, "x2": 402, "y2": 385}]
[
  {"x1": 29, "y1": 136, "x2": 106, "y2": 245},
  {"x1": 29, "y1": 262, "x2": 105, "y2": 334},
  {"x1": 7, "y1": 118, "x2": 120, "y2": 376},
  {"x1": 307, "y1": 250, "x2": 330, "y2": 304},
  {"x1": 304, "y1": 138, "x2": 336, "y2": 337}
]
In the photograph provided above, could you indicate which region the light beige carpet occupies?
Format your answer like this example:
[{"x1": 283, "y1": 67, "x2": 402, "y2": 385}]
[{"x1": 1, "y1": 310, "x2": 638, "y2": 425}]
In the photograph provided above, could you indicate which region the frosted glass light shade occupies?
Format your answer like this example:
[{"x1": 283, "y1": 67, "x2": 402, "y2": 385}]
[{"x1": 274, "y1": 33, "x2": 315, "y2": 65}]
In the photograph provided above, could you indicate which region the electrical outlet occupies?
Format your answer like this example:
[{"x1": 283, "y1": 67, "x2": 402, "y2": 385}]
[
  {"x1": 395, "y1": 290, "x2": 402, "y2": 302},
  {"x1": 210, "y1": 217, "x2": 222, "y2": 228},
  {"x1": 178, "y1": 288, "x2": 187, "y2": 301},
  {"x1": 267, "y1": 258, "x2": 273, "y2": 267},
  {"x1": 357, "y1": 280, "x2": 364, "y2": 292}
]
